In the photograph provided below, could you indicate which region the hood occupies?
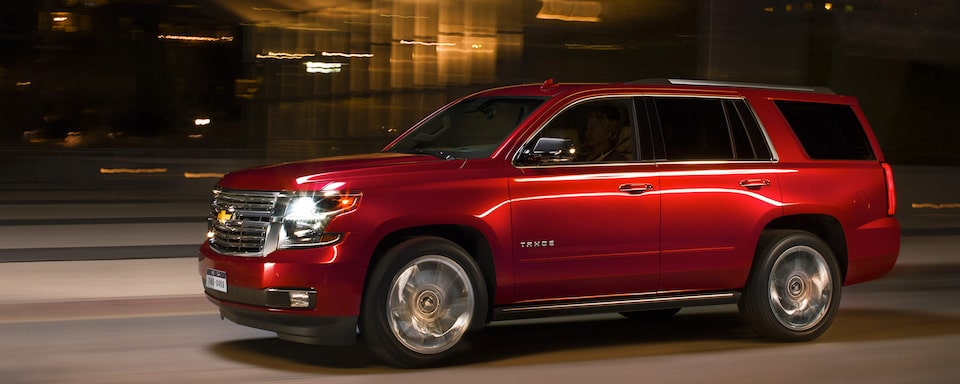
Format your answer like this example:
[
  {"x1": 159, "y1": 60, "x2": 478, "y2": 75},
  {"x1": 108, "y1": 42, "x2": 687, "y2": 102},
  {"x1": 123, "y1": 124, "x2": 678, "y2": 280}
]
[{"x1": 217, "y1": 152, "x2": 461, "y2": 191}]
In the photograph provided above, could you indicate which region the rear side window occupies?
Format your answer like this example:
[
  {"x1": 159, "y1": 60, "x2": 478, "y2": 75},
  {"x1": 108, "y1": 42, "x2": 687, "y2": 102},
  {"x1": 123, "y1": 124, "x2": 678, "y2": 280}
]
[
  {"x1": 652, "y1": 97, "x2": 772, "y2": 161},
  {"x1": 775, "y1": 100, "x2": 875, "y2": 160}
]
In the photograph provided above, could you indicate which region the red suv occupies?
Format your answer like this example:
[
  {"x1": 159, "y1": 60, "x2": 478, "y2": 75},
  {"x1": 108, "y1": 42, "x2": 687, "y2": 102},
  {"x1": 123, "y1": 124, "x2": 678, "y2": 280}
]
[{"x1": 199, "y1": 79, "x2": 900, "y2": 367}]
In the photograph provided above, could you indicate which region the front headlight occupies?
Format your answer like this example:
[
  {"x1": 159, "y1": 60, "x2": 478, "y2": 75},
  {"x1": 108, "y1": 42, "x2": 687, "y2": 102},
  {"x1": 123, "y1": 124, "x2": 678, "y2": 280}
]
[{"x1": 278, "y1": 192, "x2": 360, "y2": 249}]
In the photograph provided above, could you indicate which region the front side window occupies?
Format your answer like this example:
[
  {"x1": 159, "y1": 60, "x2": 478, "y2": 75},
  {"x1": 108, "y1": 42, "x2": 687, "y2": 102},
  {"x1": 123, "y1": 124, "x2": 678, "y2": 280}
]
[
  {"x1": 387, "y1": 97, "x2": 545, "y2": 159},
  {"x1": 521, "y1": 98, "x2": 637, "y2": 164}
]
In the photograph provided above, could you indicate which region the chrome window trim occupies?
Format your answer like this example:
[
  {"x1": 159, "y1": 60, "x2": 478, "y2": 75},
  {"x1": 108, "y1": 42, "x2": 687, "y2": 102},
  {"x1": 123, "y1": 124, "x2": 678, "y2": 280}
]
[{"x1": 514, "y1": 93, "x2": 781, "y2": 167}]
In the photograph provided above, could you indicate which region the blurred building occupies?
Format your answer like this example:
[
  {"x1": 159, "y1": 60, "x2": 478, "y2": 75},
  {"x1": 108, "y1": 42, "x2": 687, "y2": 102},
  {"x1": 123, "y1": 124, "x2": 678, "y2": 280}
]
[
  {"x1": 1, "y1": 0, "x2": 958, "y2": 164},
  {"x1": 210, "y1": 0, "x2": 699, "y2": 161}
]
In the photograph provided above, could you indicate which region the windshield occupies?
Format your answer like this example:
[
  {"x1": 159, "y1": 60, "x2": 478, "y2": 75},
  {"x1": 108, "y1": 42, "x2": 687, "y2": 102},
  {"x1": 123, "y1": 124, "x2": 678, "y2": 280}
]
[{"x1": 386, "y1": 97, "x2": 546, "y2": 159}]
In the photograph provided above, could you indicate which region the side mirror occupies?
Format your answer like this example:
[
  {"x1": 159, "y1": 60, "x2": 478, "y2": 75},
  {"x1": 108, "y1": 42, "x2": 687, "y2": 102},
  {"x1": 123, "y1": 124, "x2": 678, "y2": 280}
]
[{"x1": 518, "y1": 137, "x2": 576, "y2": 165}]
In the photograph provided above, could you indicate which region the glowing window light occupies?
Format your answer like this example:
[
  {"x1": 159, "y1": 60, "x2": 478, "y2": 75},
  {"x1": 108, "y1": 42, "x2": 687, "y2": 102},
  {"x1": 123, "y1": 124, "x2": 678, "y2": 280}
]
[
  {"x1": 824, "y1": 2, "x2": 833, "y2": 10},
  {"x1": 321, "y1": 51, "x2": 374, "y2": 58},
  {"x1": 400, "y1": 40, "x2": 456, "y2": 47},
  {"x1": 304, "y1": 62, "x2": 344, "y2": 74},
  {"x1": 53, "y1": 16, "x2": 69, "y2": 22},
  {"x1": 256, "y1": 52, "x2": 315, "y2": 59},
  {"x1": 158, "y1": 35, "x2": 234, "y2": 42}
]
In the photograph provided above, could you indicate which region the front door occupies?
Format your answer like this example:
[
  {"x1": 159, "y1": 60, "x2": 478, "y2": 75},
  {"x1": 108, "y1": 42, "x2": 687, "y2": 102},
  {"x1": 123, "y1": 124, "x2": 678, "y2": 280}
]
[{"x1": 509, "y1": 97, "x2": 661, "y2": 303}]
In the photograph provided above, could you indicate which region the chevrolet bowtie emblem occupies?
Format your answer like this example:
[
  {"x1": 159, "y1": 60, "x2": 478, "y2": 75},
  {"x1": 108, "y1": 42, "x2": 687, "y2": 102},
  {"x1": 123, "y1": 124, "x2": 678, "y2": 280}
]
[{"x1": 217, "y1": 209, "x2": 235, "y2": 224}]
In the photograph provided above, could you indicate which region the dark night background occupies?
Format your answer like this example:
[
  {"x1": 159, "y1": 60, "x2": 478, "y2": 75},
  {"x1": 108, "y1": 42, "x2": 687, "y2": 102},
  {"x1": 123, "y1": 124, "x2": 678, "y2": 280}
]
[
  {"x1": 1, "y1": 0, "x2": 958, "y2": 185},
  {"x1": 1, "y1": 4, "x2": 959, "y2": 380}
]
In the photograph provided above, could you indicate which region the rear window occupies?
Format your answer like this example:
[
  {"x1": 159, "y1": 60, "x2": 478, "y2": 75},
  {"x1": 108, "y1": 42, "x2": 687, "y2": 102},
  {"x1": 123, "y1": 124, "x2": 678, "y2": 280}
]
[{"x1": 775, "y1": 100, "x2": 875, "y2": 160}]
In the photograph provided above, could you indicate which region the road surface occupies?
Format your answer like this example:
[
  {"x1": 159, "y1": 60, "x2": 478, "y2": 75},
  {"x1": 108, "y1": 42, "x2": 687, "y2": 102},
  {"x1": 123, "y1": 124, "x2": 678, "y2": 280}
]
[{"x1": 0, "y1": 235, "x2": 958, "y2": 383}]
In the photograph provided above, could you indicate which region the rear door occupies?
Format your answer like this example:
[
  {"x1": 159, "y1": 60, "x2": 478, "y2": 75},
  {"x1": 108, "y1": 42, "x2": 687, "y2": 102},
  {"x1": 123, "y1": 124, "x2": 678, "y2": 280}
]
[{"x1": 649, "y1": 96, "x2": 785, "y2": 292}]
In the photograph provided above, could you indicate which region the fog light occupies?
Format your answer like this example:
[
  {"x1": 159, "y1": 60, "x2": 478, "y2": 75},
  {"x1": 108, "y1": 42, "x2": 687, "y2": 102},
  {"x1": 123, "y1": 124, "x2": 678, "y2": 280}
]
[{"x1": 289, "y1": 291, "x2": 311, "y2": 308}]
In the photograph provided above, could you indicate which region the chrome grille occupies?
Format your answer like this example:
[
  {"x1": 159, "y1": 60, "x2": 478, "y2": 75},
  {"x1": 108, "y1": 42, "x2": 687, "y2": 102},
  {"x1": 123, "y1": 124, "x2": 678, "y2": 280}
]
[{"x1": 208, "y1": 189, "x2": 283, "y2": 256}]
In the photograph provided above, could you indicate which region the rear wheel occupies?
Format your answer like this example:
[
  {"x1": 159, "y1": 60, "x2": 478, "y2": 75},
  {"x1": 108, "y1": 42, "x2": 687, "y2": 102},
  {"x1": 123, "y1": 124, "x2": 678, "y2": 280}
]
[
  {"x1": 740, "y1": 230, "x2": 841, "y2": 341},
  {"x1": 361, "y1": 237, "x2": 488, "y2": 368}
]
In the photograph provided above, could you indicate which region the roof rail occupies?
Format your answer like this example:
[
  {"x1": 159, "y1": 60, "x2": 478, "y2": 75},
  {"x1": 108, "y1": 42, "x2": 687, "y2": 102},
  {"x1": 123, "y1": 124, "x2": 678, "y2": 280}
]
[{"x1": 627, "y1": 78, "x2": 835, "y2": 95}]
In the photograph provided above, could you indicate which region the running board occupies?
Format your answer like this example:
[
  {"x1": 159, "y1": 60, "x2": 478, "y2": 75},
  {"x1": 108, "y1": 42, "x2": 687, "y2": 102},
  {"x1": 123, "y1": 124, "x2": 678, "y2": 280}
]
[{"x1": 492, "y1": 291, "x2": 741, "y2": 321}]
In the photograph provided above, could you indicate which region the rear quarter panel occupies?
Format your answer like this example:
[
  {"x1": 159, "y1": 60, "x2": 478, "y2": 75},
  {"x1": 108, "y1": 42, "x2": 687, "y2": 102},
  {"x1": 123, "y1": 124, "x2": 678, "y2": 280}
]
[{"x1": 748, "y1": 94, "x2": 900, "y2": 285}]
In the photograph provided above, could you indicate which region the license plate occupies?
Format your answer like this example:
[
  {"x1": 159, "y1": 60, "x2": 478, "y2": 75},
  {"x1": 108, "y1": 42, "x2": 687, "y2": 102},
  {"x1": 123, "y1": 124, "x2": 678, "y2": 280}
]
[{"x1": 205, "y1": 268, "x2": 227, "y2": 293}]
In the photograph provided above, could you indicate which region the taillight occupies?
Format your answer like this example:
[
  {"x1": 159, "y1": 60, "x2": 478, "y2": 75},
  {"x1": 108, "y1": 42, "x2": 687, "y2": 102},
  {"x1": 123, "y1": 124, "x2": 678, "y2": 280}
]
[{"x1": 881, "y1": 162, "x2": 896, "y2": 216}]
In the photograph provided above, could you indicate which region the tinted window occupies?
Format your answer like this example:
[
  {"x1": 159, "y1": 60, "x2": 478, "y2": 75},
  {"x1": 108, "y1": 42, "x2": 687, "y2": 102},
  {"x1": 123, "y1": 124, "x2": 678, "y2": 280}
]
[
  {"x1": 728, "y1": 100, "x2": 773, "y2": 160},
  {"x1": 652, "y1": 97, "x2": 771, "y2": 161},
  {"x1": 654, "y1": 97, "x2": 732, "y2": 160},
  {"x1": 775, "y1": 100, "x2": 875, "y2": 160}
]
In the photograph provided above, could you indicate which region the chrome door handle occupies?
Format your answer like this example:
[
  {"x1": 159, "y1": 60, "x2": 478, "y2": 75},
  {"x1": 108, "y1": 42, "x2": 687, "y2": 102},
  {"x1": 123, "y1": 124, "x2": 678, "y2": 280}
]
[
  {"x1": 739, "y1": 179, "x2": 771, "y2": 190},
  {"x1": 619, "y1": 183, "x2": 654, "y2": 194}
]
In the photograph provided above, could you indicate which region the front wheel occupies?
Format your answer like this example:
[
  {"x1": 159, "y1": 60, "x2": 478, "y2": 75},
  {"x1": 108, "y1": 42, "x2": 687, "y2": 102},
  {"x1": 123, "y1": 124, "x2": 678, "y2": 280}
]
[
  {"x1": 739, "y1": 230, "x2": 841, "y2": 341},
  {"x1": 361, "y1": 237, "x2": 488, "y2": 368}
]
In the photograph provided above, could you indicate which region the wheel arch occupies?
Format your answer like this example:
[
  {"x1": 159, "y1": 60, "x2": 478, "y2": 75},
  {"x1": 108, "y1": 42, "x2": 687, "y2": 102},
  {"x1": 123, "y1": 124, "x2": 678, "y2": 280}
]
[
  {"x1": 762, "y1": 214, "x2": 848, "y2": 280},
  {"x1": 366, "y1": 225, "x2": 497, "y2": 321}
]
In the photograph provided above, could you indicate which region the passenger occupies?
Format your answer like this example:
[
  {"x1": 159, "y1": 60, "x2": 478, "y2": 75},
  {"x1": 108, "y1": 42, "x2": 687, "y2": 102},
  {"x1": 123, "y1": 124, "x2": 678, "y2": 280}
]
[{"x1": 576, "y1": 110, "x2": 627, "y2": 162}]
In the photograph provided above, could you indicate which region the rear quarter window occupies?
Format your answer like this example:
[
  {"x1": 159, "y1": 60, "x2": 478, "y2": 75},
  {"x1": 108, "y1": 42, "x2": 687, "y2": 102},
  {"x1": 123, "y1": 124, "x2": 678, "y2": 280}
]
[{"x1": 775, "y1": 100, "x2": 875, "y2": 160}]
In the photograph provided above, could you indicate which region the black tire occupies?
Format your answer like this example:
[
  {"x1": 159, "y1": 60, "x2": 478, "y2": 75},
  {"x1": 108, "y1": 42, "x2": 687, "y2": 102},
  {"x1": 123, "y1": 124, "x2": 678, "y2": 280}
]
[
  {"x1": 361, "y1": 237, "x2": 488, "y2": 368},
  {"x1": 739, "y1": 229, "x2": 841, "y2": 341},
  {"x1": 619, "y1": 308, "x2": 681, "y2": 322}
]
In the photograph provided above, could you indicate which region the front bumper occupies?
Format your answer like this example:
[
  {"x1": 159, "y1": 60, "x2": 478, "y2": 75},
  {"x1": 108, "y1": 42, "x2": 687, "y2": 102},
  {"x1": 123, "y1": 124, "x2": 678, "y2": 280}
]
[
  {"x1": 209, "y1": 296, "x2": 358, "y2": 345},
  {"x1": 199, "y1": 241, "x2": 366, "y2": 346}
]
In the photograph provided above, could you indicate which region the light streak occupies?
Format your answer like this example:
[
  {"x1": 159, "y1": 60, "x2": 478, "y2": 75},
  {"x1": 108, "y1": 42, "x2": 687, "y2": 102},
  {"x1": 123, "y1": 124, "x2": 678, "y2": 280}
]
[
  {"x1": 380, "y1": 13, "x2": 429, "y2": 19},
  {"x1": 304, "y1": 62, "x2": 343, "y2": 73},
  {"x1": 912, "y1": 203, "x2": 960, "y2": 209},
  {"x1": 401, "y1": 40, "x2": 456, "y2": 47},
  {"x1": 184, "y1": 172, "x2": 225, "y2": 179},
  {"x1": 158, "y1": 35, "x2": 234, "y2": 42},
  {"x1": 564, "y1": 43, "x2": 623, "y2": 51},
  {"x1": 513, "y1": 168, "x2": 798, "y2": 183},
  {"x1": 100, "y1": 168, "x2": 168, "y2": 174},
  {"x1": 257, "y1": 51, "x2": 315, "y2": 59},
  {"x1": 321, "y1": 51, "x2": 373, "y2": 58},
  {"x1": 476, "y1": 187, "x2": 788, "y2": 219}
]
